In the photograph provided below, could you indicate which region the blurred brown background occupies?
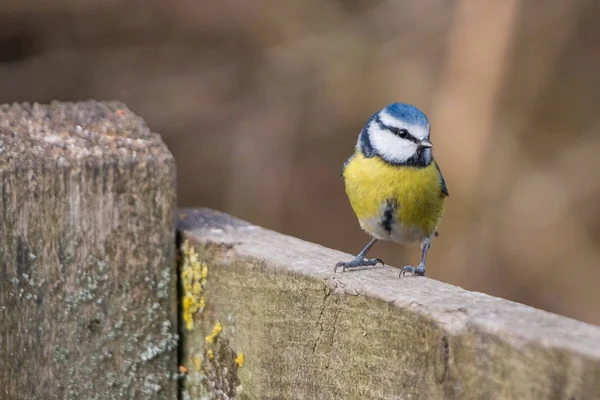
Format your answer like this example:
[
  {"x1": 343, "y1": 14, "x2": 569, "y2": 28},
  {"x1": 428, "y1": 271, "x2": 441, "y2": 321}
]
[{"x1": 1, "y1": 0, "x2": 599, "y2": 324}]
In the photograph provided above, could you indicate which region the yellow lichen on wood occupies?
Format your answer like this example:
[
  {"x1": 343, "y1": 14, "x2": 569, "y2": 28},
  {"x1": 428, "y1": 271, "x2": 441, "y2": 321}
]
[
  {"x1": 178, "y1": 235, "x2": 245, "y2": 398},
  {"x1": 180, "y1": 240, "x2": 208, "y2": 330},
  {"x1": 205, "y1": 321, "x2": 223, "y2": 344},
  {"x1": 193, "y1": 355, "x2": 202, "y2": 372},
  {"x1": 235, "y1": 353, "x2": 244, "y2": 368},
  {"x1": 182, "y1": 295, "x2": 195, "y2": 330},
  {"x1": 192, "y1": 281, "x2": 202, "y2": 296}
]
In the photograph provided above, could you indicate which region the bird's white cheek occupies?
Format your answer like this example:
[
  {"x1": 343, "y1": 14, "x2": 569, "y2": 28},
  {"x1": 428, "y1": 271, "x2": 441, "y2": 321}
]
[{"x1": 370, "y1": 130, "x2": 416, "y2": 163}]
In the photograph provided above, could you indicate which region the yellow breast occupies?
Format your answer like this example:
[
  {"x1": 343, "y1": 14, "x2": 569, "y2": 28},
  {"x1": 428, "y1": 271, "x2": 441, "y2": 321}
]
[{"x1": 342, "y1": 152, "x2": 446, "y2": 240}]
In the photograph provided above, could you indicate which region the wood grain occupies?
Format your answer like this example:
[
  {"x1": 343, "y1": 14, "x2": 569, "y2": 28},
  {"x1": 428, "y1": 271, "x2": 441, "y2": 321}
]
[
  {"x1": 178, "y1": 208, "x2": 600, "y2": 400},
  {"x1": 0, "y1": 101, "x2": 178, "y2": 399}
]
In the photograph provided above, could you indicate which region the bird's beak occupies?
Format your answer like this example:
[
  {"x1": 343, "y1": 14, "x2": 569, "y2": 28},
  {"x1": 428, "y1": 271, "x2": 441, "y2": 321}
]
[{"x1": 418, "y1": 139, "x2": 433, "y2": 148}]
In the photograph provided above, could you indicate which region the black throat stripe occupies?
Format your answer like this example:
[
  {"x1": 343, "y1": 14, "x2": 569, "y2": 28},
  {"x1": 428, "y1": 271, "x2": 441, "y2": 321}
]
[{"x1": 381, "y1": 199, "x2": 398, "y2": 234}]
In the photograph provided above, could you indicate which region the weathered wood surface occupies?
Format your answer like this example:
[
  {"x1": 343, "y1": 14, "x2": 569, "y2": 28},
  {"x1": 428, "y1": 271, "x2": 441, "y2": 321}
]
[
  {"x1": 0, "y1": 101, "x2": 178, "y2": 399},
  {"x1": 178, "y1": 208, "x2": 600, "y2": 400}
]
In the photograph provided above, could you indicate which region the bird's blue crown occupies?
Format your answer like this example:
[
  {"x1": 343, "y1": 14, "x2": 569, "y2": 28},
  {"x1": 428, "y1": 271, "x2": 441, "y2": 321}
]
[{"x1": 380, "y1": 103, "x2": 430, "y2": 127}]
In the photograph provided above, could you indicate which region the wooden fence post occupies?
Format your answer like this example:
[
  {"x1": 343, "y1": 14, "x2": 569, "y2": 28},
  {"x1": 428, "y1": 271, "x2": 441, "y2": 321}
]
[{"x1": 0, "y1": 101, "x2": 178, "y2": 399}]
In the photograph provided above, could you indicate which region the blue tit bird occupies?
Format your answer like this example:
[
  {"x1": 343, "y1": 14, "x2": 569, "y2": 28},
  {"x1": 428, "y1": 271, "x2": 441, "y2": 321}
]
[{"x1": 335, "y1": 103, "x2": 448, "y2": 277}]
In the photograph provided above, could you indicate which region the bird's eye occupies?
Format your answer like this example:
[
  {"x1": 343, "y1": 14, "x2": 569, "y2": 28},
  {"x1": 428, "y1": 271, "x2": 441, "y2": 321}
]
[{"x1": 392, "y1": 128, "x2": 409, "y2": 139}]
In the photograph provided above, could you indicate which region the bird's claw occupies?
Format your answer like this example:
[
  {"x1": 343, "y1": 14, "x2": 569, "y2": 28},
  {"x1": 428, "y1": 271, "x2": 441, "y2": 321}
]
[
  {"x1": 399, "y1": 265, "x2": 426, "y2": 277},
  {"x1": 334, "y1": 257, "x2": 384, "y2": 272},
  {"x1": 334, "y1": 261, "x2": 346, "y2": 273}
]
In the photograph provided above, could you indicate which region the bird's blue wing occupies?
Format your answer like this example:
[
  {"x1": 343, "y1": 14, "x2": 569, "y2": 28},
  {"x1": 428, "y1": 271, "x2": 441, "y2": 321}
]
[{"x1": 434, "y1": 161, "x2": 449, "y2": 197}]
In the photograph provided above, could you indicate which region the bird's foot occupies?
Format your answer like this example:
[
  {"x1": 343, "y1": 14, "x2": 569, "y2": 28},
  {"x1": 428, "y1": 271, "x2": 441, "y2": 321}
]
[
  {"x1": 334, "y1": 257, "x2": 384, "y2": 272},
  {"x1": 399, "y1": 264, "x2": 426, "y2": 277}
]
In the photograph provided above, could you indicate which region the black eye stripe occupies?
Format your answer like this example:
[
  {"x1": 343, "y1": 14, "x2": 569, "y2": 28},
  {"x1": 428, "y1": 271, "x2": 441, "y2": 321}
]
[{"x1": 374, "y1": 116, "x2": 419, "y2": 143}]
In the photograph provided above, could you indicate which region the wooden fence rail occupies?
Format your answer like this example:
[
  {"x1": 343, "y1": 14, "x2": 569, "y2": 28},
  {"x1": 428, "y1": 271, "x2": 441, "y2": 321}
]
[{"x1": 178, "y1": 208, "x2": 600, "y2": 400}]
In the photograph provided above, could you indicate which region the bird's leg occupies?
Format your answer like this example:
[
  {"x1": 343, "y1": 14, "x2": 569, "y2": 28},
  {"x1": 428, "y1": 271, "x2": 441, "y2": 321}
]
[
  {"x1": 400, "y1": 236, "x2": 431, "y2": 277},
  {"x1": 334, "y1": 237, "x2": 384, "y2": 272}
]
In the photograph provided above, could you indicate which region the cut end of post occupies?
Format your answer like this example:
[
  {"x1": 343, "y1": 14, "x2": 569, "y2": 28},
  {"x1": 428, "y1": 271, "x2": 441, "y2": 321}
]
[{"x1": 0, "y1": 100, "x2": 172, "y2": 169}]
